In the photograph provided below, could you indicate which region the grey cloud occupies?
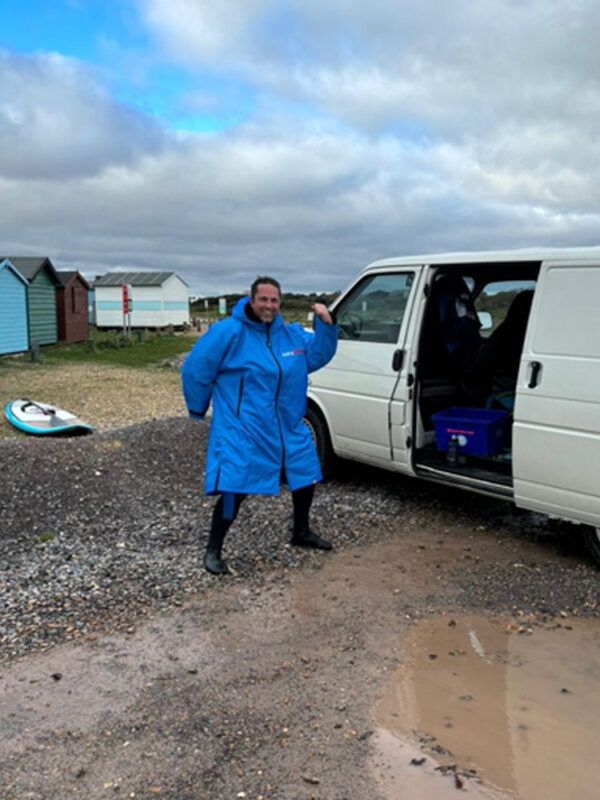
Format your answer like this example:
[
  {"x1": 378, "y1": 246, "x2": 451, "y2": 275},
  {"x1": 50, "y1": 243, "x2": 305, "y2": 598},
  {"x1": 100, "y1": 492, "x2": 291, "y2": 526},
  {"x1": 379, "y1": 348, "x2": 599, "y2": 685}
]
[
  {"x1": 2, "y1": 2, "x2": 600, "y2": 295},
  {"x1": 139, "y1": 0, "x2": 600, "y2": 136},
  {"x1": 2, "y1": 117, "x2": 599, "y2": 296},
  {"x1": 0, "y1": 50, "x2": 165, "y2": 179}
]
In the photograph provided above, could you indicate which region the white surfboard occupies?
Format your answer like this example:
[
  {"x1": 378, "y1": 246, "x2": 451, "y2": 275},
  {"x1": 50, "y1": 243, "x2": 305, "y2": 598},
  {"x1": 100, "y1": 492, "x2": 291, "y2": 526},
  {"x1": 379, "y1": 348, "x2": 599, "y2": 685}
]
[{"x1": 5, "y1": 399, "x2": 93, "y2": 435}]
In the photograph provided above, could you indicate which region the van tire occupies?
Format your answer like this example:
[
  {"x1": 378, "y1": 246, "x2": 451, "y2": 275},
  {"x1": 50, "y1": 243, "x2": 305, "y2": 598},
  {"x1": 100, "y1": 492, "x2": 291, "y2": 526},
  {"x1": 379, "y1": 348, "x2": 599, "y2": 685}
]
[
  {"x1": 582, "y1": 527, "x2": 600, "y2": 568},
  {"x1": 304, "y1": 405, "x2": 336, "y2": 479}
]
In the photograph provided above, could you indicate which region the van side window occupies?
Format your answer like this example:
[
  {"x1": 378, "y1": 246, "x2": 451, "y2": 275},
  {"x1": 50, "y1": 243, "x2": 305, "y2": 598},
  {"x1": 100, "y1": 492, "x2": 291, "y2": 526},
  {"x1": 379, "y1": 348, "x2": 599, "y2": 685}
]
[
  {"x1": 336, "y1": 272, "x2": 414, "y2": 343},
  {"x1": 471, "y1": 279, "x2": 536, "y2": 401},
  {"x1": 474, "y1": 280, "x2": 536, "y2": 338}
]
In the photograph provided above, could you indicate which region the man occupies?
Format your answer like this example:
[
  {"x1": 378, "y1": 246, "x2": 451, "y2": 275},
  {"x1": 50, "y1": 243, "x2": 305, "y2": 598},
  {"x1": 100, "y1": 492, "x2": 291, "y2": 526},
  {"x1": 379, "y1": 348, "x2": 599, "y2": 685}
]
[{"x1": 181, "y1": 276, "x2": 338, "y2": 574}]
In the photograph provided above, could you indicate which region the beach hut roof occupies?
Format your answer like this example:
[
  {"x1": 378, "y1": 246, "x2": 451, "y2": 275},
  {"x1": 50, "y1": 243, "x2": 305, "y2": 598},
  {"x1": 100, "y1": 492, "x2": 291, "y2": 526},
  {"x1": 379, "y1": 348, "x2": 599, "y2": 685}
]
[
  {"x1": 93, "y1": 271, "x2": 188, "y2": 287},
  {"x1": 4, "y1": 256, "x2": 60, "y2": 283},
  {"x1": 55, "y1": 270, "x2": 91, "y2": 289}
]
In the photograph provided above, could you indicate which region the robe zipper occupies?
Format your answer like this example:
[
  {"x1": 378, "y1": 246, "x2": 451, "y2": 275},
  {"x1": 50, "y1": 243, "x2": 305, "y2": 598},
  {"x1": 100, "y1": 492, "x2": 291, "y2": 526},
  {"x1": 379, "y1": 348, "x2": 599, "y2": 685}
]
[
  {"x1": 266, "y1": 325, "x2": 285, "y2": 467},
  {"x1": 236, "y1": 376, "x2": 245, "y2": 416}
]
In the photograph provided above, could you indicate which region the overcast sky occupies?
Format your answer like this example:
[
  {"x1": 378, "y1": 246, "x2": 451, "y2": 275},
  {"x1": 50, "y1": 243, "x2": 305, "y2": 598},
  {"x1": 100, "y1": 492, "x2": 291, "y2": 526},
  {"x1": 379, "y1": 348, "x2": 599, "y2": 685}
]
[{"x1": 1, "y1": 0, "x2": 599, "y2": 295}]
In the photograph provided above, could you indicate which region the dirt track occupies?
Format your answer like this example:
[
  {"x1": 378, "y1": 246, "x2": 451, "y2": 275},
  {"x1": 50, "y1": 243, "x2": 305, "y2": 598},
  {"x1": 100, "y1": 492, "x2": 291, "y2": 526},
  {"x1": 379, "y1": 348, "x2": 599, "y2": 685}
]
[{"x1": 1, "y1": 418, "x2": 599, "y2": 799}]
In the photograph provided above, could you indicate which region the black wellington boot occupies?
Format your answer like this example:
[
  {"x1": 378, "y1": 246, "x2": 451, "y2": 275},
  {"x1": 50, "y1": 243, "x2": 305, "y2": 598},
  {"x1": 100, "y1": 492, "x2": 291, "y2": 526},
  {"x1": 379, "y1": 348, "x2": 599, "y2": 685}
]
[
  {"x1": 290, "y1": 528, "x2": 332, "y2": 551},
  {"x1": 204, "y1": 493, "x2": 244, "y2": 575},
  {"x1": 203, "y1": 549, "x2": 229, "y2": 575}
]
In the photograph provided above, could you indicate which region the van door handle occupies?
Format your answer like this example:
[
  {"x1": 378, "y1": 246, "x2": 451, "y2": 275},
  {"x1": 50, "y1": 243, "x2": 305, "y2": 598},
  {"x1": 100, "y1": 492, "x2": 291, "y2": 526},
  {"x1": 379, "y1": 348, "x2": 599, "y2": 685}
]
[
  {"x1": 392, "y1": 349, "x2": 404, "y2": 371},
  {"x1": 528, "y1": 361, "x2": 542, "y2": 388}
]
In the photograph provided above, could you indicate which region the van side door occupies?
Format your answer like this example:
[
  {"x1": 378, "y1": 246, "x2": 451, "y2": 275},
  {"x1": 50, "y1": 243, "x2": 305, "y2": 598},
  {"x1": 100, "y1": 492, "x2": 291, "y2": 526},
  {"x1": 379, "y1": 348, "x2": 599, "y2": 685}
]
[
  {"x1": 513, "y1": 261, "x2": 600, "y2": 528},
  {"x1": 308, "y1": 268, "x2": 422, "y2": 469}
]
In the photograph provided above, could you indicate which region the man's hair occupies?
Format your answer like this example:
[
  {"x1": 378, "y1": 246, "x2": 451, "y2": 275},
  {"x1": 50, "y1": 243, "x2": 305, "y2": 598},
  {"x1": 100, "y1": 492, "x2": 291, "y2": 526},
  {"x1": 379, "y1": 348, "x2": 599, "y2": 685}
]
[{"x1": 250, "y1": 276, "x2": 281, "y2": 299}]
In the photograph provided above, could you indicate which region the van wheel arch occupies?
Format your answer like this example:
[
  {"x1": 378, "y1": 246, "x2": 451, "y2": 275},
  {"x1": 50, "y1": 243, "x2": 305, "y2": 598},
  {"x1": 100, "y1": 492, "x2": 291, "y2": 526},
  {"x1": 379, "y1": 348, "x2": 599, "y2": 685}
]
[
  {"x1": 304, "y1": 403, "x2": 336, "y2": 479},
  {"x1": 582, "y1": 527, "x2": 600, "y2": 568}
]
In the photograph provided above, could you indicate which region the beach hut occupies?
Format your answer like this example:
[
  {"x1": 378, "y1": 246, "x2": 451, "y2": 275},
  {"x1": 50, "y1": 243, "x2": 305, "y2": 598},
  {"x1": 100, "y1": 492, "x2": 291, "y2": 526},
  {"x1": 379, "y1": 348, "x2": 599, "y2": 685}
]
[
  {"x1": 0, "y1": 258, "x2": 29, "y2": 355},
  {"x1": 93, "y1": 271, "x2": 190, "y2": 328},
  {"x1": 8, "y1": 257, "x2": 60, "y2": 346},
  {"x1": 55, "y1": 271, "x2": 91, "y2": 343}
]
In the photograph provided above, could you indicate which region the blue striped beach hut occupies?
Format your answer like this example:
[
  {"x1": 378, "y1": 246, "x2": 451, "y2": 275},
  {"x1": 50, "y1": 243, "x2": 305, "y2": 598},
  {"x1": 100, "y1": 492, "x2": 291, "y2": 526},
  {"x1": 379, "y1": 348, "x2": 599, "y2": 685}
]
[{"x1": 0, "y1": 258, "x2": 29, "y2": 355}]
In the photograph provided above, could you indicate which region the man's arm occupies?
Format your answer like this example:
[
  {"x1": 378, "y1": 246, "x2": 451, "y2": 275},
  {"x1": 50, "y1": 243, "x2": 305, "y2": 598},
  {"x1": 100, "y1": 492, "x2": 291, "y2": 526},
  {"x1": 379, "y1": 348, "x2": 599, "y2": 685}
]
[
  {"x1": 297, "y1": 306, "x2": 338, "y2": 372},
  {"x1": 181, "y1": 321, "x2": 236, "y2": 418}
]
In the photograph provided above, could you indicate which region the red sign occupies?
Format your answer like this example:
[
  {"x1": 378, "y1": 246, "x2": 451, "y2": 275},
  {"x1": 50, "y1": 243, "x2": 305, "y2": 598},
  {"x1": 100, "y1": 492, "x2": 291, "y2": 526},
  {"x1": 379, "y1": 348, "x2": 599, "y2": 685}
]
[{"x1": 122, "y1": 284, "x2": 131, "y2": 314}]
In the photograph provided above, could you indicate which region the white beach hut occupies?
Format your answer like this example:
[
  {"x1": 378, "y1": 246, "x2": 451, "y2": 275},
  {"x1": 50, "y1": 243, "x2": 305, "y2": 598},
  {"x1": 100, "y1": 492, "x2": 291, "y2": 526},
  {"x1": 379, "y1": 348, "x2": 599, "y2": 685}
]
[{"x1": 93, "y1": 271, "x2": 190, "y2": 328}]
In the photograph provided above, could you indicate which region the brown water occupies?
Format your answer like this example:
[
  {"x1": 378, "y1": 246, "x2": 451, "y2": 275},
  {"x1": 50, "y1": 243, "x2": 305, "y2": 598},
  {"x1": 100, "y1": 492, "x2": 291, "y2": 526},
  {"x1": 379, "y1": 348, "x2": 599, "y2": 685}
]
[{"x1": 374, "y1": 615, "x2": 600, "y2": 799}]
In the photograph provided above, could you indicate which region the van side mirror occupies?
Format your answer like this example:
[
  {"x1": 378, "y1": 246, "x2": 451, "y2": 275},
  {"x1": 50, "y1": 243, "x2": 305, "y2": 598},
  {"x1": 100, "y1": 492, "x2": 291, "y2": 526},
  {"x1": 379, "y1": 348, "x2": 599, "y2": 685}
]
[{"x1": 477, "y1": 311, "x2": 493, "y2": 330}]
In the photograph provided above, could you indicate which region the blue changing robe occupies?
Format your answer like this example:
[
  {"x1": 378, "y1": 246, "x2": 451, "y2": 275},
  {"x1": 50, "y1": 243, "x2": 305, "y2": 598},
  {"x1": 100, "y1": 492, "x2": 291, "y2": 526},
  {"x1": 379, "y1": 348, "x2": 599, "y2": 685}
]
[{"x1": 181, "y1": 297, "x2": 337, "y2": 495}]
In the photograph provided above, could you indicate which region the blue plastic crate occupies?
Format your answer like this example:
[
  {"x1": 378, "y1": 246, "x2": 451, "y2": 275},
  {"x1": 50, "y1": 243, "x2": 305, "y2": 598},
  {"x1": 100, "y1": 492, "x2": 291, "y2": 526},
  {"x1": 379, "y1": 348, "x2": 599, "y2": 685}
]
[{"x1": 432, "y1": 406, "x2": 508, "y2": 456}]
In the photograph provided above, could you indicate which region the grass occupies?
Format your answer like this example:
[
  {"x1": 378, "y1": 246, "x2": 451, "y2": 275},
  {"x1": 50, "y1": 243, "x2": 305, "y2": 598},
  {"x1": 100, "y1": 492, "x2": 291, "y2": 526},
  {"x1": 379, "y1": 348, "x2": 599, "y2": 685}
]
[
  {"x1": 1, "y1": 329, "x2": 198, "y2": 369},
  {"x1": 0, "y1": 330, "x2": 196, "y2": 438}
]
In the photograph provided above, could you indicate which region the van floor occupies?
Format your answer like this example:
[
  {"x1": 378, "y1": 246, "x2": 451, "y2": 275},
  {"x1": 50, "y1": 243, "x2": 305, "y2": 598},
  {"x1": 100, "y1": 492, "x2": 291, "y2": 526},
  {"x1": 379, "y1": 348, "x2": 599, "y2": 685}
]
[{"x1": 414, "y1": 443, "x2": 513, "y2": 488}]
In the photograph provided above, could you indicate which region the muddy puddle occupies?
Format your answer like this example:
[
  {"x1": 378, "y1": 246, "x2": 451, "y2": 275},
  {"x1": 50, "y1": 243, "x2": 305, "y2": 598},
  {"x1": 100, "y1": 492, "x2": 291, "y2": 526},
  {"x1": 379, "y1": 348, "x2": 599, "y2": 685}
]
[{"x1": 374, "y1": 615, "x2": 600, "y2": 799}]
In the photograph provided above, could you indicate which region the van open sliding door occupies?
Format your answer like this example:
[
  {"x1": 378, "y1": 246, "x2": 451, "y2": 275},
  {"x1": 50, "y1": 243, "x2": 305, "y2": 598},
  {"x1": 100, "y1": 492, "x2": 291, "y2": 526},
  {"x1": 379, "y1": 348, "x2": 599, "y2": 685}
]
[{"x1": 513, "y1": 261, "x2": 600, "y2": 528}]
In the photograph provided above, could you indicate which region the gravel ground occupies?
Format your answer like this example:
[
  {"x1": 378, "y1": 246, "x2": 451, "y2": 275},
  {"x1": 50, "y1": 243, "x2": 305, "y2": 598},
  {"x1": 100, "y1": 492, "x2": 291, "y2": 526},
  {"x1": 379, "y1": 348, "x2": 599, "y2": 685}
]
[
  {"x1": 1, "y1": 417, "x2": 598, "y2": 664},
  {"x1": 1, "y1": 416, "x2": 599, "y2": 799}
]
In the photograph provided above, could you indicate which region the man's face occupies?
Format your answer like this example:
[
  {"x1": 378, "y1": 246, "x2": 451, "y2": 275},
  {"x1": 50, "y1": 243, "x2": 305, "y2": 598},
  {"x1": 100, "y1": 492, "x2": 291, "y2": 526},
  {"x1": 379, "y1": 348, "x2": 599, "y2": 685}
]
[{"x1": 250, "y1": 283, "x2": 281, "y2": 323}]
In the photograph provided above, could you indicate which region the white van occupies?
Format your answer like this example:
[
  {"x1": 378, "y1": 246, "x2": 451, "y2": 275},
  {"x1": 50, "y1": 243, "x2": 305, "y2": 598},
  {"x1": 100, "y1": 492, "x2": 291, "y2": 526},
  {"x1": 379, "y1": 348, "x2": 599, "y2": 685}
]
[{"x1": 305, "y1": 249, "x2": 600, "y2": 565}]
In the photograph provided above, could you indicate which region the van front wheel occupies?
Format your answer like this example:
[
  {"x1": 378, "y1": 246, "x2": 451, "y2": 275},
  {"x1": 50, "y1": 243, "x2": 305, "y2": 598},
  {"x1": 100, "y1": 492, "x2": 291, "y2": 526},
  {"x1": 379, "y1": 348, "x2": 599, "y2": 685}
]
[
  {"x1": 582, "y1": 527, "x2": 600, "y2": 568},
  {"x1": 304, "y1": 405, "x2": 336, "y2": 479}
]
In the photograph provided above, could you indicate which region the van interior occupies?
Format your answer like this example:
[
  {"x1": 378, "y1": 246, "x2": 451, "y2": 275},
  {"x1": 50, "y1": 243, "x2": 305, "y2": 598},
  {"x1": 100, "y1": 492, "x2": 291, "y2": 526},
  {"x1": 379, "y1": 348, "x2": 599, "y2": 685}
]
[{"x1": 413, "y1": 262, "x2": 540, "y2": 490}]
